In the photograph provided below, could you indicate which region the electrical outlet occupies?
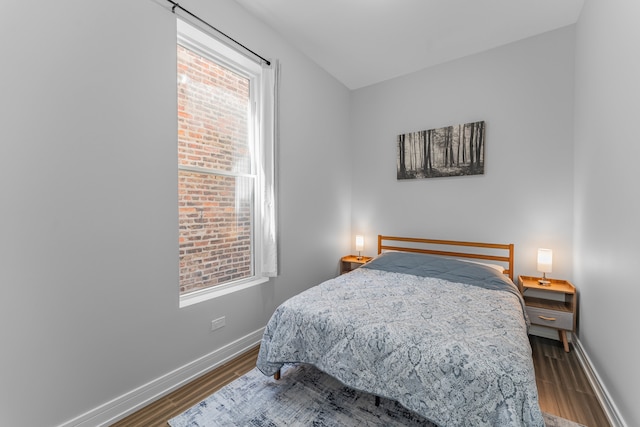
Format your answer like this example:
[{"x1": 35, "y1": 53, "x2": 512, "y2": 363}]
[{"x1": 211, "y1": 316, "x2": 226, "y2": 331}]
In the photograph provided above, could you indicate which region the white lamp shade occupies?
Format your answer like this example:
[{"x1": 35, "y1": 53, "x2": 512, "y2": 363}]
[
  {"x1": 537, "y1": 248, "x2": 553, "y2": 273},
  {"x1": 355, "y1": 235, "x2": 364, "y2": 252}
]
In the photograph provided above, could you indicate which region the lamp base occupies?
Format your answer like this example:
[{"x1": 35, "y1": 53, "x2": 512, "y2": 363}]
[{"x1": 538, "y1": 279, "x2": 551, "y2": 286}]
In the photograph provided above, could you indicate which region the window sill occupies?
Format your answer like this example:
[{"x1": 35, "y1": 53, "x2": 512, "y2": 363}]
[{"x1": 179, "y1": 276, "x2": 270, "y2": 308}]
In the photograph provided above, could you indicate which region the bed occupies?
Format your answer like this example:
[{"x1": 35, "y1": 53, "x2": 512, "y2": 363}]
[{"x1": 256, "y1": 235, "x2": 543, "y2": 426}]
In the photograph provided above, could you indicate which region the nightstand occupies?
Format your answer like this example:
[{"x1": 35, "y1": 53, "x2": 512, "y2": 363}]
[
  {"x1": 340, "y1": 255, "x2": 373, "y2": 274},
  {"x1": 518, "y1": 275, "x2": 577, "y2": 352}
]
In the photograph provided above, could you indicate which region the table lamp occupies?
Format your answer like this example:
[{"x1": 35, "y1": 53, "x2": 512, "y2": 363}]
[
  {"x1": 537, "y1": 248, "x2": 552, "y2": 285},
  {"x1": 355, "y1": 235, "x2": 364, "y2": 260}
]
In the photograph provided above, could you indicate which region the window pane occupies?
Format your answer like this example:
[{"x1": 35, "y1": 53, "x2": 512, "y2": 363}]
[
  {"x1": 177, "y1": 45, "x2": 251, "y2": 175},
  {"x1": 177, "y1": 40, "x2": 256, "y2": 295},
  {"x1": 178, "y1": 171, "x2": 254, "y2": 294}
]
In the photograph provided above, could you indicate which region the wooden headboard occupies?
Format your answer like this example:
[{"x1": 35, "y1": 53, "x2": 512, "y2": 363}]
[{"x1": 377, "y1": 235, "x2": 515, "y2": 280}]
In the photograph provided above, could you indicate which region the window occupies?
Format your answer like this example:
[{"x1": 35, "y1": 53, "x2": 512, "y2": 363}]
[{"x1": 177, "y1": 19, "x2": 277, "y2": 306}]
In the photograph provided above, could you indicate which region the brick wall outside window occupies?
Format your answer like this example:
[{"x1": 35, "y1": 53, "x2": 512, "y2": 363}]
[{"x1": 177, "y1": 44, "x2": 253, "y2": 294}]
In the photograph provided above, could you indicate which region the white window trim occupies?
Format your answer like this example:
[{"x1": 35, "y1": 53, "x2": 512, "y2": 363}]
[
  {"x1": 180, "y1": 276, "x2": 269, "y2": 308},
  {"x1": 177, "y1": 19, "x2": 262, "y2": 79},
  {"x1": 177, "y1": 19, "x2": 274, "y2": 308}
]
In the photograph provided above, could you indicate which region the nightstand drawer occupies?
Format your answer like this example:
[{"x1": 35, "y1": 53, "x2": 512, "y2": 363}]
[
  {"x1": 519, "y1": 275, "x2": 577, "y2": 352},
  {"x1": 526, "y1": 306, "x2": 573, "y2": 330}
]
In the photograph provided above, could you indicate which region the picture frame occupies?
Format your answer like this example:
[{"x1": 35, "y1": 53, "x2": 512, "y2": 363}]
[{"x1": 397, "y1": 121, "x2": 485, "y2": 180}]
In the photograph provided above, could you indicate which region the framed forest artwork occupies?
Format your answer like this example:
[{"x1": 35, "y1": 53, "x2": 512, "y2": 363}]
[{"x1": 397, "y1": 121, "x2": 485, "y2": 180}]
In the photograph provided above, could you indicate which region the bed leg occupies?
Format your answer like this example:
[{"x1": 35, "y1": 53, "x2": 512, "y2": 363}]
[
  {"x1": 375, "y1": 396, "x2": 380, "y2": 406},
  {"x1": 274, "y1": 369, "x2": 281, "y2": 380}
]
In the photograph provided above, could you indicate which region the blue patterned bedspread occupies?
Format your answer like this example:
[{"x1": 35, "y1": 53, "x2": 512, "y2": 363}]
[{"x1": 257, "y1": 253, "x2": 544, "y2": 426}]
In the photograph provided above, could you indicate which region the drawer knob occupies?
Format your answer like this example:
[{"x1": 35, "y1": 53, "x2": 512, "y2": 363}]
[{"x1": 538, "y1": 315, "x2": 557, "y2": 321}]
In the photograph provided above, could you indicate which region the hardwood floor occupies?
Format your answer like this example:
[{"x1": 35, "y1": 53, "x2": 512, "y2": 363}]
[
  {"x1": 110, "y1": 346, "x2": 260, "y2": 427},
  {"x1": 531, "y1": 336, "x2": 610, "y2": 427},
  {"x1": 112, "y1": 336, "x2": 610, "y2": 426}
]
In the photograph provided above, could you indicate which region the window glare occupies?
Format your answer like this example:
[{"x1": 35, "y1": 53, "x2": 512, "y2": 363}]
[{"x1": 177, "y1": 45, "x2": 251, "y2": 175}]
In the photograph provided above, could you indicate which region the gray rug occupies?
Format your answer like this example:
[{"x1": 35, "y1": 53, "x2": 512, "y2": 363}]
[{"x1": 169, "y1": 364, "x2": 585, "y2": 427}]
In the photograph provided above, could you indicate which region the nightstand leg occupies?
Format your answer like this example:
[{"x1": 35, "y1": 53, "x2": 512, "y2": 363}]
[{"x1": 559, "y1": 330, "x2": 569, "y2": 352}]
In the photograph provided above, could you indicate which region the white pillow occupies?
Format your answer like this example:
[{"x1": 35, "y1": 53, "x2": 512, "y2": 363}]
[
  {"x1": 379, "y1": 251, "x2": 506, "y2": 273},
  {"x1": 457, "y1": 258, "x2": 505, "y2": 273}
]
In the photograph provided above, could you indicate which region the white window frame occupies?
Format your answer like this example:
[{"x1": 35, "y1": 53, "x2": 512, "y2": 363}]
[{"x1": 177, "y1": 19, "x2": 270, "y2": 308}]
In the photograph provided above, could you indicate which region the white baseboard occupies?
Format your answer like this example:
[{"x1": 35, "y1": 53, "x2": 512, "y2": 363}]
[
  {"x1": 56, "y1": 328, "x2": 627, "y2": 427},
  {"x1": 56, "y1": 327, "x2": 265, "y2": 427},
  {"x1": 572, "y1": 337, "x2": 628, "y2": 427}
]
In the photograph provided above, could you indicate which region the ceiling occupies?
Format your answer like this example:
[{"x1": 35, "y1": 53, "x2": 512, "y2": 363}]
[{"x1": 232, "y1": 0, "x2": 584, "y2": 89}]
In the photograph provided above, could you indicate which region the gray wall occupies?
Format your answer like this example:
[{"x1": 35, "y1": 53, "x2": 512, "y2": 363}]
[
  {"x1": 0, "y1": 1, "x2": 351, "y2": 426},
  {"x1": 350, "y1": 27, "x2": 576, "y2": 281},
  {"x1": 1, "y1": 0, "x2": 638, "y2": 426},
  {"x1": 574, "y1": 0, "x2": 640, "y2": 425}
]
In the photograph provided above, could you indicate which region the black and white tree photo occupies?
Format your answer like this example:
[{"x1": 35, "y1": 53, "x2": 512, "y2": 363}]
[{"x1": 397, "y1": 121, "x2": 485, "y2": 180}]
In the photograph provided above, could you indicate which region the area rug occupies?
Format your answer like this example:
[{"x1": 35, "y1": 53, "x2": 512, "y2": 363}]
[{"x1": 169, "y1": 364, "x2": 585, "y2": 427}]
